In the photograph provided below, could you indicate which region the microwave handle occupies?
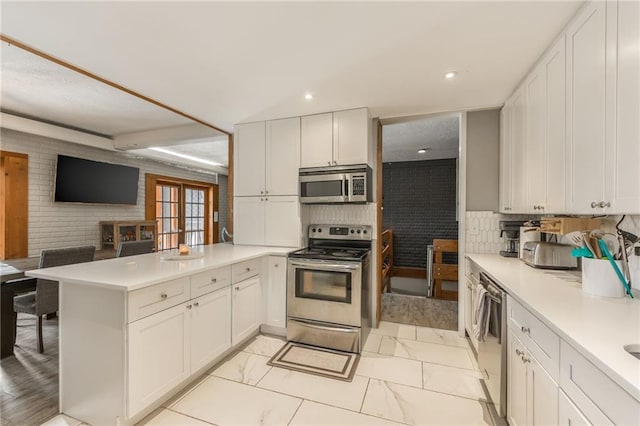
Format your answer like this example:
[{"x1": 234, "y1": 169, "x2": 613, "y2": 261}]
[{"x1": 344, "y1": 179, "x2": 349, "y2": 197}]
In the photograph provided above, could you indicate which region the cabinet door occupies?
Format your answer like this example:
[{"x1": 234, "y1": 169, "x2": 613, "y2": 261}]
[
  {"x1": 232, "y1": 276, "x2": 262, "y2": 345},
  {"x1": 264, "y1": 196, "x2": 300, "y2": 247},
  {"x1": 265, "y1": 256, "x2": 287, "y2": 329},
  {"x1": 510, "y1": 87, "x2": 527, "y2": 213},
  {"x1": 235, "y1": 122, "x2": 266, "y2": 196},
  {"x1": 566, "y1": 1, "x2": 607, "y2": 213},
  {"x1": 558, "y1": 390, "x2": 591, "y2": 426},
  {"x1": 233, "y1": 197, "x2": 265, "y2": 245},
  {"x1": 529, "y1": 354, "x2": 558, "y2": 425},
  {"x1": 525, "y1": 66, "x2": 547, "y2": 213},
  {"x1": 508, "y1": 332, "x2": 528, "y2": 426},
  {"x1": 128, "y1": 303, "x2": 189, "y2": 418},
  {"x1": 333, "y1": 108, "x2": 369, "y2": 165},
  {"x1": 190, "y1": 287, "x2": 231, "y2": 373},
  {"x1": 499, "y1": 105, "x2": 513, "y2": 213},
  {"x1": 544, "y1": 36, "x2": 567, "y2": 214},
  {"x1": 266, "y1": 117, "x2": 300, "y2": 196},
  {"x1": 301, "y1": 113, "x2": 333, "y2": 168},
  {"x1": 611, "y1": 0, "x2": 640, "y2": 213}
]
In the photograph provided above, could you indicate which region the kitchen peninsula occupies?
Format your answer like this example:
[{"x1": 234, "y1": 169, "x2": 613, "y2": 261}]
[{"x1": 27, "y1": 243, "x2": 295, "y2": 426}]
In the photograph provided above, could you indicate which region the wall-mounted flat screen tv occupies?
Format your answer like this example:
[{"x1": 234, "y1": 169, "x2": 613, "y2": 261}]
[{"x1": 54, "y1": 155, "x2": 139, "y2": 205}]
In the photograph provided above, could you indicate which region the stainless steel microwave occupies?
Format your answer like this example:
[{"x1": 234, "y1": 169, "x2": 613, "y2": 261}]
[{"x1": 299, "y1": 164, "x2": 371, "y2": 204}]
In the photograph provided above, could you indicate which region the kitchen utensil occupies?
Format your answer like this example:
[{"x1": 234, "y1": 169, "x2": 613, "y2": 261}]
[
  {"x1": 617, "y1": 232, "x2": 632, "y2": 287},
  {"x1": 581, "y1": 232, "x2": 597, "y2": 258},
  {"x1": 565, "y1": 231, "x2": 584, "y2": 247},
  {"x1": 590, "y1": 236, "x2": 602, "y2": 258},
  {"x1": 571, "y1": 247, "x2": 593, "y2": 258},
  {"x1": 598, "y1": 239, "x2": 633, "y2": 298}
]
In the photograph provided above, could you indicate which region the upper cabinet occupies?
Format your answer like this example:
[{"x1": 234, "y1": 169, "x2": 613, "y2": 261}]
[
  {"x1": 234, "y1": 117, "x2": 300, "y2": 197},
  {"x1": 501, "y1": 0, "x2": 639, "y2": 215},
  {"x1": 301, "y1": 107, "x2": 370, "y2": 168}
]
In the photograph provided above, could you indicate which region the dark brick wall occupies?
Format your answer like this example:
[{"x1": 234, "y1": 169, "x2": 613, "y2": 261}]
[{"x1": 382, "y1": 159, "x2": 458, "y2": 268}]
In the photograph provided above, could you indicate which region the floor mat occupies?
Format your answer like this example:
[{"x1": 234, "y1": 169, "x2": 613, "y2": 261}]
[{"x1": 267, "y1": 341, "x2": 360, "y2": 382}]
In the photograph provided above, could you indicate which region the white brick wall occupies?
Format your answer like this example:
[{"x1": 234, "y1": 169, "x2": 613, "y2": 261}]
[{"x1": 1, "y1": 128, "x2": 219, "y2": 257}]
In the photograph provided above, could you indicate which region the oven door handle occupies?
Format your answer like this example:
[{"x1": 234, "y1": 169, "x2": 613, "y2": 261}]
[
  {"x1": 290, "y1": 318, "x2": 359, "y2": 334},
  {"x1": 288, "y1": 261, "x2": 361, "y2": 271}
]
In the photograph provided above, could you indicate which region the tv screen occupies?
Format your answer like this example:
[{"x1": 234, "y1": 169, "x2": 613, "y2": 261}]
[{"x1": 54, "y1": 155, "x2": 139, "y2": 205}]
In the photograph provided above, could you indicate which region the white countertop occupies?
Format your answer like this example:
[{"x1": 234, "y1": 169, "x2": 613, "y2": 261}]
[
  {"x1": 466, "y1": 253, "x2": 640, "y2": 402},
  {"x1": 27, "y1": 243, "x2": 295, "y2": 291}
]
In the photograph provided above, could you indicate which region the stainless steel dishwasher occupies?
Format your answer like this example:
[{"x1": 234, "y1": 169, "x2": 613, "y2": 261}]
[{"x1": 476, "y1": 272, "x2": 507, "y2": 418}]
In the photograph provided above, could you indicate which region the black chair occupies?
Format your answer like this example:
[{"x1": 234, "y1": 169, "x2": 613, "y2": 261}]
[
  {"x1": 116, "y1": 239, "x2": 155, "y2": 258},
  {"x1": 13, "y1": 245, "x2": 96, "y2": 353}
]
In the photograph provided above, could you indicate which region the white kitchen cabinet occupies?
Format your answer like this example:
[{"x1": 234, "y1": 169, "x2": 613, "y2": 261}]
[
  {"x1": 524, "y1": 34, "x2": 567, "y2": 214},
  {"x1": 234, "y1": 118, "x2": 300, "y2": 197},
  {"x1": 504, "y1": 86, "x2": 527, "y2": 214},
  {"x1": 566, "y1": 1, "x2": 609, "y2": 214},
  {"x1": 128, "y1": 286, "x2": 232, "y2": 418},
  {"x1": 263, "y1": 256, "x2": 287, "y2": 333},
  {"x1": 233, "y1": 196, "x2": 300, "y2": 247},
  {"x1": 508, "y1": 331, "x2": 558, "y2": 426},
  {"x1": 128, "y1": 302, "x2": 190, "y2": 418},
  {"x1": 190, "y1": 288, "x2": 231, "y2": 373},
  {"x1": 234, "y1": 122, "x2": 266, "y2": 197},
  {"x1": 499, "y1": 104, "x2": 513, "y2": 213},
  {"x1": 559, "y1": 390, "x2": 591, "y2": 426},
  {"x1": 301, "y1": 108, "x2": 370, "y2": 168},
  {"x1": 232, "y1": 276, "x2": 262, "y2": 345},
  {"x1": 609, "y1": 0, "x2": 640, "y2": 213}
]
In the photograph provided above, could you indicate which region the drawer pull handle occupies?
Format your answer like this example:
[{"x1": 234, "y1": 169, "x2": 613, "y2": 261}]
[
  {"x1": 210, "y1": 278, "x2": 217, "y2": 283},
  {"x1": 515, "y1": 349, "x2": 524, "y2": 356},
  {"x1": 245, "y1": 267, "x2": 250, "y2": 272},
  {"x1": 521, "y1": 326, "x2": 530, "y2": 334},
  {"x1": 193, "y1": 302, "x2": 199, "y2": 307},
  {"x1": 160, "y1": 293, "x2": 168, "y2": 299},
  {"x1": 522, "y1": 356, "x2": 531, "y2": 364},
  {"x1": 235, "y1": 286, "x2": 240, "y2": 291},
  {"x1": 186, "y1": 304, "x2": 192, "y2": 310}
]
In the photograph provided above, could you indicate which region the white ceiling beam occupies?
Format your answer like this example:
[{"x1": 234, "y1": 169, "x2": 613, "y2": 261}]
[{"x1": 113, "y1": 123, "x2": 227, "y2": 150}]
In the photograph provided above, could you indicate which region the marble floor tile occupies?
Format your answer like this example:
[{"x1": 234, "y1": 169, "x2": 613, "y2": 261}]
[
  {"x1": 257, "y1": 366, "x2": 369, "y2": 411},
  {"x1": 210, "y1": 351, "x2": 272, "y2": 385},
  {"x1": 170, "y1": 376, "x2": 301, "y2": 426},
  {"x1": 363, "y1": 332, "x2": 383, "y2": 353},
  {"x1": 289, "y1": 400, "x2": 402, "y2": 426},
  {"x1": 361, "y1": 379, "x2": 494, "y2": 426},
  {"x1": 416, "y1": 327, "x2": 469, "y2": 348},
  {"x1": 139, "y1": 408, "x2": 212, "y2": 425},
  {"x1": 242, "y1": 334, "x2": 286, "y2": 357},
  {"x1": 40, "y1": 415, "x2": 82, "y2": 426},
  {"x1": 379, "y1": 336, "x2": 474, "y2": 370},
  {"x1": 422, "y1": 362, "x2": 487, "y2": 401},
  {"x1": 370, "y1": 321, "x2": 416, "y2": 340},
  {"x1": 356, "y1": 351, "x2": 423, "y2": 388}
]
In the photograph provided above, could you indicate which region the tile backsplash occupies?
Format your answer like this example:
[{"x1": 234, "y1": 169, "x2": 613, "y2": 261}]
[{"x1": 464, "y1": 211, "x2": 534, "y2": 254}]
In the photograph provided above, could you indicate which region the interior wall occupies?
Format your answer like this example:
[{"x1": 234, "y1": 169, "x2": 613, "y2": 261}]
[
  {"x1": 465, "y1": 108, "x2": 500, "y2": 211},
  {"x1": 382, "y1": 159, "x2": 458, "y2": 268},
  {"x1": 0, "y1": 128, "x2": 218, "y2": 257}
]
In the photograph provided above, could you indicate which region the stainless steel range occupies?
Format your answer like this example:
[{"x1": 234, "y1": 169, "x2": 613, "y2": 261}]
[{"x1": 287, "y1": 224, "x2": 372, "y2": 353}]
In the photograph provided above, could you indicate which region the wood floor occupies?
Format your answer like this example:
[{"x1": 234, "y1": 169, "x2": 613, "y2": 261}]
[{"x1": 1, "y1": 313, "x2": 59, "y2": 426}]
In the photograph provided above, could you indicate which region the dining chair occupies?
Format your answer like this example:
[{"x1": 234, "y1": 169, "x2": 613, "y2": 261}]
[
  {"x1": 13, "y1": 245, "x2": 96, "y2": 353},
  {"x1": 116, "y1": 239, "x2": 155, "y2": 257}
]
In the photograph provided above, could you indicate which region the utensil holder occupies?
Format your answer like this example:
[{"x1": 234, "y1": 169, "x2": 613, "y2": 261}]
[{"x1": 582, "y1": 257, "x2": 625, "y2": 298}]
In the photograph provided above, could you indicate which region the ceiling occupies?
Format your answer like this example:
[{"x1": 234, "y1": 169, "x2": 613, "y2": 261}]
[
  {"x1": 383, "y1": 114, "x2": 460, "y2": 163},
  {"x1": 1, "y1": 1, "x2": 585, "y2": 133}
]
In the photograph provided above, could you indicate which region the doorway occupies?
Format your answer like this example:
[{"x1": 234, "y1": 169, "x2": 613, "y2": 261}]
[{"x1": 377, "y1": 114, "x2": 461, "y2": 330}]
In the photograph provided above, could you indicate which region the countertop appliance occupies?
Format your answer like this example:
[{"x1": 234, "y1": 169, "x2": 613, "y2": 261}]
[
  {"x1": 499, "y1": 221, "x2": 522, "y2": 257},
  {"x1": 287, "y1": 224, "x2": 371, "y2": 353},
  {"x1": 299, "y1": 164, "x2": 371, "y2": 204},
  {"x1": 521, "y1": 241, "x2": 577, "y2": 269},
  {"x1": 476, "y1": 272, "x2": 507, "y2": 419}
]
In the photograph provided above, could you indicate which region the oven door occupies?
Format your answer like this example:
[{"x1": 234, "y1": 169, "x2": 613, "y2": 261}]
[
  {"x1": 287, "y1": 258, "x2": 362, "y2": 326},
  {"x1": 299, "y1": 173, "x2": 348, "y2": 204}
]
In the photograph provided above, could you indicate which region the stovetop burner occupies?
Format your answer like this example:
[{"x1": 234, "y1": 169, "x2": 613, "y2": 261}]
[{"x1": 288, "y1": 224, "x2": 373, "y2": 262}]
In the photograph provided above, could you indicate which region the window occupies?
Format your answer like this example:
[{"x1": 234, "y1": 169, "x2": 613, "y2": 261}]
[{"x1": 146, "y1": 174, "x2": 218, "y2": 251}]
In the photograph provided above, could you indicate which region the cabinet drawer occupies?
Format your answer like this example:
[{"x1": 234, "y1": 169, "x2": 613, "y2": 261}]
[
  {"x1": 507, "y1": 296, "x2": 560, "y2": 380},
  {"x1": 191, "y1": 266, "x2": 231, "y2": 298},
  {"x1": 560, "y1": 341, "x2": 639, "y2": 425},
  {"x1": 559, "y1": 389, "x2": 591, "y2": 426},
  {"x1": 232, "y1": 258, "x2": 261, "y2": 283},
  {"x1": 128, "y1": 277, "x2": 190, "y2": 322}
]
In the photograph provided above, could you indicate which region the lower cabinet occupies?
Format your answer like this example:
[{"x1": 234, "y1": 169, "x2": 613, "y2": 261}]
[
  {"x1": 263, "y1": 256, "x2": 287, "y2": 332},
  {"x1": 559, "y1": 390, "x2": 591, "y2": 426},
  {"x1": 232, "y1": 276, "x2": 262, "y2": 345},
  {"x1": 127, "y1": 287, "x2": 231, "y2": 418},
  {"x1": 507, "y1": 331, "x2": 558, "y2": 426}
]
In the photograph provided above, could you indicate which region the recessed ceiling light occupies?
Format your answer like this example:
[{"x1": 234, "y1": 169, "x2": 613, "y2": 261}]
[
  {"x1": 304, "y1": 93, "x2": 313, "y2": 100},
  {"x1": 148, "y1": 147, "x2": 222, "y2": 167},
  {"x1": 444, "y1": 71, "x2": 457, "y2": 79},
  {"x1": 418, "y1": 148, "x2": 428, "y2": 154}
]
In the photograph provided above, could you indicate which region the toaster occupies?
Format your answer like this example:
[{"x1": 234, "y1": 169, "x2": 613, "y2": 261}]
[{"x1": 521, "y1": 241, "x2": 577, "y2": 269}]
